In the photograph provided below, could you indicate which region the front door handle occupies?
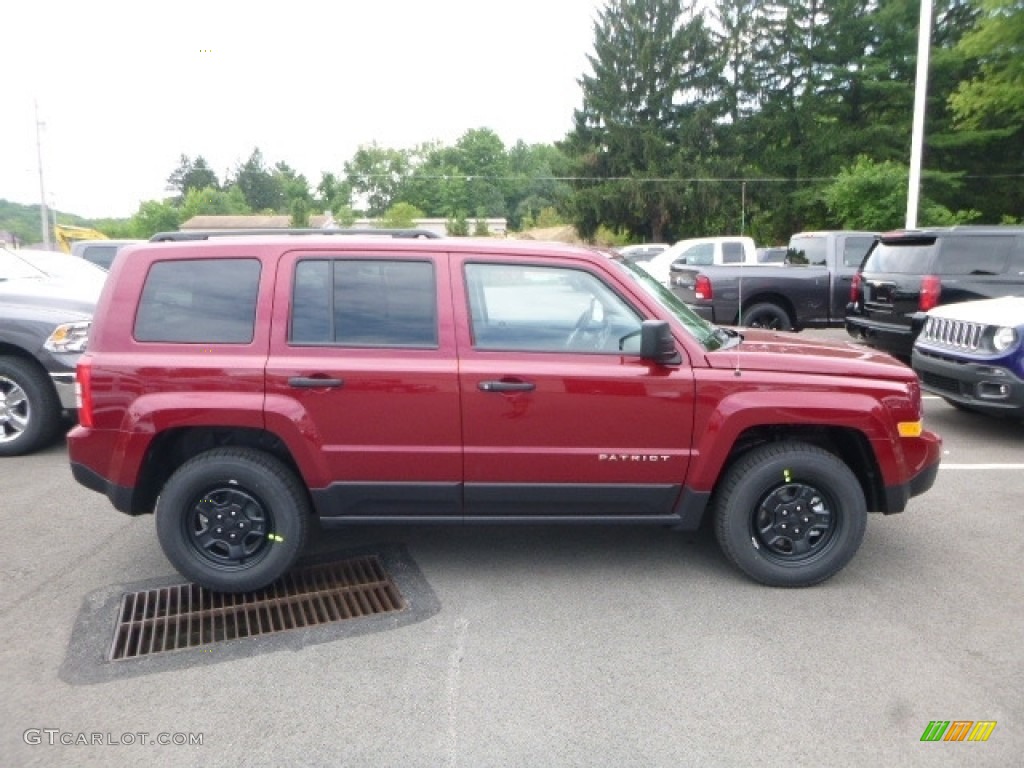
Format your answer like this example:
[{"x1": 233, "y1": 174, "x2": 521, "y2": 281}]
[
  {"x1": 288, "y1": 376, "x2": 344, "y2": 388},
  {"x1": 478, "y1": 380, "x2": 536, "y2": 393}
]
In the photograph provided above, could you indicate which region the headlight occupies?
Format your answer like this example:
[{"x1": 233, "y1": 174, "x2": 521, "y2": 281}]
[
  {"x1": 992, "y1": 326, "x2": 1017, "y2": 352},
  {"x1": 43, "y1": 321, "x2": 90, "y2": 353}
]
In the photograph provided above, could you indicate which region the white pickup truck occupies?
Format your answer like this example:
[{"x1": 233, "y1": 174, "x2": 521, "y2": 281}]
[{"x1": 639, "y1": 236, "x2": 756, "y2": 288}]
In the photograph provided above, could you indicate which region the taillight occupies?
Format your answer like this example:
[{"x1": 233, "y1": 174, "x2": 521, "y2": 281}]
[
  {"x1": 850, "y1": 272, "x2": 862, "y2": 303},
  {"x1": 76, "y1": 357, "x2": 94, "y2": 428},
  {"x1": 919, "y1": 275, "x2": 941, "y2": 311},
  {"x1": 695, "y1": 275, "x2": 713, "y2": 300}
]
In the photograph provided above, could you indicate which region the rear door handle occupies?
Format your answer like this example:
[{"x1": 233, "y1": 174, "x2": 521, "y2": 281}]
[
  {"x1": 288, "y1": 376, "x2": 344, "y2": 388},
  {"x1": 478, "y1": 380, "x2": 536, "y2": 393}
]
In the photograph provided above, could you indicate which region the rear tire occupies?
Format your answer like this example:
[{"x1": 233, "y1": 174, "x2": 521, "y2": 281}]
[
  {"x1": 0, "y1": 357, "x2": 61, "y2": 457},
  {"x1": 714, "y1": 442, "x2": 867, "y2": 587},
  {"x1": 740, "y1": 303, "x2": 792, "y2": 331},
  {"x1": 156, "y1": 448, "x2": 310, "y2": 592}
]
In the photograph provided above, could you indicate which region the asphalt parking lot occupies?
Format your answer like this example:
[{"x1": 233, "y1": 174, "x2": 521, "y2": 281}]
[{"x1": 2, "y1": 330, "x2": 1021, "y2": 767}]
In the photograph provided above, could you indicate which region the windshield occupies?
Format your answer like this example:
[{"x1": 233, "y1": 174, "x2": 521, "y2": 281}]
[
  {"x1": 0, "y1": 248, "x2": 47, "y2": 281},
  {"x1": 15, "y1": 250, "x2": 109, "y2": 281},
  {"x1": 614, "y1": 259, "x2": 732, "y2": 351}
]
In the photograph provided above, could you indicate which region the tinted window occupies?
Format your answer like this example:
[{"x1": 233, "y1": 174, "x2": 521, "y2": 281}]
[
  {"x1": 861, "y1": 241, "x2": 936, "y2": 274},
  {"x1": 842, "y1": 237, "x2": 875, "y2": 267},
  {"x1": 81, "y1": 244, "x2": 119, "y2": 269},
  {"x1": 680, "y1": 243, "x2": 714, "y2": 266},
  {"x1": 936, "y1": 235, "x2": 1014, "y2": 275},
  {"x1": 787, "y1": 237, "x2": 826, "y2": 266},
  {"x1": 465, "y1": 263, "x2": 642, "y2": 354},
  {"x1": 290, "y1": 259, "x2": 437, "y2": 347},
  {"x1": 135, "y1": 259, "x2": 260, "y2": 343},
  {"x1": 722, "y1": 242, "x2": 744, "y2": 264}
]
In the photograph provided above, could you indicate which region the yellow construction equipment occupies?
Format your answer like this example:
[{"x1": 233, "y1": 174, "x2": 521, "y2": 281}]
[{"x1": 53, "y1": 224, "x2": 108, "y2": 254}]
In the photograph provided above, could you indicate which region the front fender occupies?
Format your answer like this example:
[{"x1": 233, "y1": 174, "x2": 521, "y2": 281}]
[{"x1": 687, "y1": 376, "x2": 913, "y2": 493}]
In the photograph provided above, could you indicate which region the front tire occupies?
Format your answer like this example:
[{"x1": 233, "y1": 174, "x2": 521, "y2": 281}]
[
  {"x1": 0, "y1": 357, "x2": 61, "y2": 457},
  {"x1": 714, "y1": 442, "x2": 867, "y2": 587},
  {"x1": 156, "y1": 448, "x2": 310, "y2": 592}
]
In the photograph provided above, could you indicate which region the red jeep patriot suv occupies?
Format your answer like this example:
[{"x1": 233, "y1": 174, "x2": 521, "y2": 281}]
[{"x1": 68, "y1": 231, "x2": 941, "y2": 591}]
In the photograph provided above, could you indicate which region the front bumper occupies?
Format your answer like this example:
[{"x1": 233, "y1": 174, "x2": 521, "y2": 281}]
[
  {"x1": 49, "y1": 372, "x2": 77, "y2": 410},
  {"x1": 912, "y1": 347, "x2": 1024, "y2": 416},
  {"x1": 881, "y1": 429, "x2": 942, "y2": 513},
  {"x1": 845, "y1": 318, "x2": 913, "y2": 359}
]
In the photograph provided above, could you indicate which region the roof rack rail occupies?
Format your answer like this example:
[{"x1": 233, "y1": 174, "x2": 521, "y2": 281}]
[{"x1": 149, "y1": 228, "x2": 443, "y2": 242}]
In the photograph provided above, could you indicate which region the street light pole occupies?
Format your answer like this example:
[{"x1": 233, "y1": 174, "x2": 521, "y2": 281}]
[
  {"x1": 35, "y1": 100, "x2": 52, "y2": 251},
  {"x1": 906, "y1": 0, "x2": 934, "y2": 230}
]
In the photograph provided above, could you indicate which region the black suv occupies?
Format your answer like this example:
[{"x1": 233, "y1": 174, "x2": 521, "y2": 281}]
[{"x1": 846, "y1": 226, "x2": 1024, "y2": 359}]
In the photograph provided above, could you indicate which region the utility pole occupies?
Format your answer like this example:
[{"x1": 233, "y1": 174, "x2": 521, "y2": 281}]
[
  {"x1": 906, "y1": 0, "x2": 933, "y2": 229},
  {"x1": 35, "y1": 101, "x2": 52, "y2": 251}
]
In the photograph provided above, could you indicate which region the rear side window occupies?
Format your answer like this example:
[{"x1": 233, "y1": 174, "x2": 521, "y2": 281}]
[
  {"x1": 936, "y1": 235, "x2": 1014, "y2": 275},
  {"x1": 134, "y1": 259, "x2": 261, "y2": 343},
  {"x1": 787, "y1": 237, "x2": 826, "y2": 266},
  {"x1": 842, "y1": 237, "x2": 875, "y2": 267},
  {"x1": 290, "y1": 259, "x2": 437, "y2": 347},
  {"x1": 722, "y1": 242, "x2": 745, "y2": 263},
  {"x1": 80, "y1": 244, "x2": 119, "y2": 269}
]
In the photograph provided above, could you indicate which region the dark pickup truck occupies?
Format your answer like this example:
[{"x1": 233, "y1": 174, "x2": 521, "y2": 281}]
[
  {"x1": 671, "y1": 231, "x2": 877, "y2": 330},
  {"x1": 0, "y1": 252, "x2": 97, "y2": 455}
]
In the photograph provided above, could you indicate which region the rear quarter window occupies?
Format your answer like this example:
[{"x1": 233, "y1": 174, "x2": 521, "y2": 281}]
[
  {"x1": 935, "y1": 235, "x2": 1015, "y2": 275},
  {"x1": 134, "y1": 258, "x2": 261, "y2": 343}
]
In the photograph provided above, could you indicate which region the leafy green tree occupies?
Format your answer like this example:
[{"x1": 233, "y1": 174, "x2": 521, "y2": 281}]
[
  {"x1": 505, "y1": 141, "x2": 573, "y2": 230},
  {"x1": 274, "y1": 162, "x2": 312, "y2": 210},
  {"x1": 180, "y1": 186, "x2": 251, "y2": 220},
  {"x1": 315, "y1": 172, "x2": 353, "y2": 215},
  {"x1": 166, "y1": 155, "x2": 220, "y2": 203},
  {"x1": 447, "y1": 214, "x2": 470, "y2": 236},
  {"x1": 129, "y1": 200, "x2": 181, "y2": 238},
  {"x1": 378, "y1": 202, "x2": 424, "y2": 229},
  {"x1": 823, "y1": 156, "x2": 979, "y2": 229},
  {"x1": 290, "y1": 199, "x2": 310, "y2": 228},
  {"x1": 231, "y1": 148, "x2": 283, "y2": 212},
  {"x1": 565, "y1": 0, "x2": 718, "y2": 242},
  {"x1": 949, "y1": 0, "x2": 1024, "y2": 129},
  {"x1": 344, "y1": 143, "x2": 411, "y2": 216}
]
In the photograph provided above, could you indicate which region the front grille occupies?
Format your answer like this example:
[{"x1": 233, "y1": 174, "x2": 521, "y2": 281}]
[
  {"x1": 919, "y1": 316, "x2": 985, "y2": 351},
  {"x1": 919, "y1": 370, "x2": 963, "y2": 396},
  {"x1": 109, "y1": 556, "x2": 405, "y2": 661}
]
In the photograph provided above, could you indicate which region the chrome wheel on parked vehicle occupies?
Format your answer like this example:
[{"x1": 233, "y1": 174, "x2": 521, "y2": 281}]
[{"x1": 0, "y1": 357, "x2": 61, "y2": 457}]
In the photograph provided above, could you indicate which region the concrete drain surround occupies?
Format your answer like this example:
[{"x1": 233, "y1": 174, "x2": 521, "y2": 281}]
[
  {"x1": 109, "y1": 556, "x2": 404, "y2": 661},
  {"x1": 61, "y1": 545, "x2": 440, "y2": 684}
]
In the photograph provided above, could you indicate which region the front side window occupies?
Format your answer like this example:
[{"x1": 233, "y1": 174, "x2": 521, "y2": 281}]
[
  {"x1": 465, "y1": 263, "x2": 642, "y2": 353},
  {"x1": 291, "y1": 259, "x2": 437, "y2": 347},
  {"x1": 134, "y1": 259, "x2": 261, "y2": 343}
]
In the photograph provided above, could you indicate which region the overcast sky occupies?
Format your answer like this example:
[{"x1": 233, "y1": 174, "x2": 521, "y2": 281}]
[{"x1": 1, "y1": 0, "x2": 607, "y2": 220}]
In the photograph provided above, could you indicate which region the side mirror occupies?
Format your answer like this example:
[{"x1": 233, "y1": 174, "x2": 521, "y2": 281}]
[{"x1": 640, "y1": 320, "x2": 681, "y2": 365}]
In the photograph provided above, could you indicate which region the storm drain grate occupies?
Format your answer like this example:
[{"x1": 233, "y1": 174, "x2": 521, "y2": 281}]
[{"x1": 108, "y1": 556, "x2": 406, "y2": 661}]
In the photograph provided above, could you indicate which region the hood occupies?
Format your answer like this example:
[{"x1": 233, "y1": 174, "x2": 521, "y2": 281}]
[
  {"x1": 705, "y1": 329, "x2": 911, "y2": 378},
  {"x1": 927, "y1": 296, "x2": 1024, "y2": 325},
  {"x1": 0, "y1": 277, "x2": 99, "y2": 316}
]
